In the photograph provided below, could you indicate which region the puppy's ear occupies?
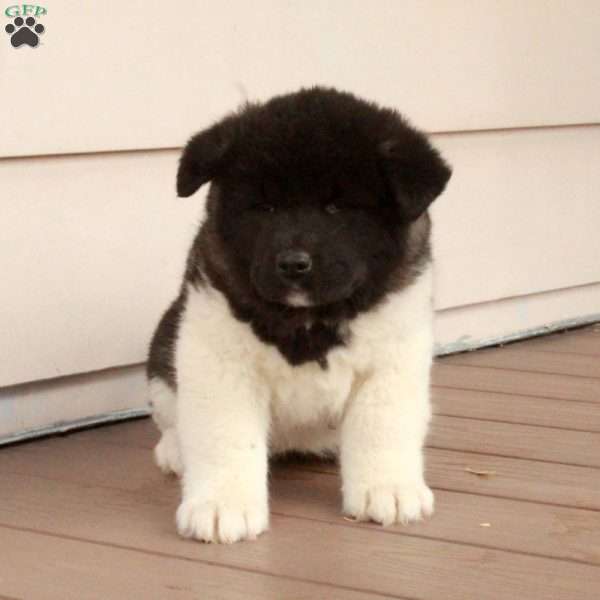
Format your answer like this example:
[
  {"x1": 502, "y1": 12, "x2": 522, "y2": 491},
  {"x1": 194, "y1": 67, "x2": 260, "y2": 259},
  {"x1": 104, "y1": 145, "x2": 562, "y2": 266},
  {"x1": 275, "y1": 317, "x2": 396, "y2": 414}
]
[
  {"x1": 177, "y1": 116, "x2": 237, "y2": 197},
  {"x1": 379, "y1": 132, "x2": 451, "y2": 221}
]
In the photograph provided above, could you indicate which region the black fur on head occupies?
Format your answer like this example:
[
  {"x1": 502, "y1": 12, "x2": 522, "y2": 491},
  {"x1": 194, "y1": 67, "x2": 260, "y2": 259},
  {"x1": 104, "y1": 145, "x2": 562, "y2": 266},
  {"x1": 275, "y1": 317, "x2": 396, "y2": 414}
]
[
  {"x1": 174, "y1": 87, "x2": 451, "y2": 366},
  {"x1": 178, "y1": 88, "x2": 451, "y2": 214}
]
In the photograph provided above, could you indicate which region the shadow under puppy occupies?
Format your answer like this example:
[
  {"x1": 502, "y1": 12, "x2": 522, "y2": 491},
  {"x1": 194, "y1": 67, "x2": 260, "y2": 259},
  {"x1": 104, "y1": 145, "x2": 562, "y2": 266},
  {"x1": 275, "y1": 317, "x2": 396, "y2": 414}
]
[{"x1": 147, "y1": 87, "x2": 451, "y2": 543}]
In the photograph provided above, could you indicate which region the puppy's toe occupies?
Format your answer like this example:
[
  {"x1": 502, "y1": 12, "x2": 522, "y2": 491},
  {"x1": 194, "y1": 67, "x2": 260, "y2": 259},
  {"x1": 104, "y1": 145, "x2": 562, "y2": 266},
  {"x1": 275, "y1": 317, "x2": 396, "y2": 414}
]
[
  {"x1": 218, "y1": 507, "x2": 269, "y2": 543},
  {"x1": 343, "y1": 482, "x2": 434, "y2": 526},
  {"x1": 176, "y1": 498, "x2": 268, "y2": 544},
  {"x1": 366, "y1": 486, "x2": 399, "y2": 526},
  {"x1": 395, "y1": 483, "x2": 434, "y2": 523},
  {"x1": 176, "y1": 500, "x2": 216, "y2": 542}
]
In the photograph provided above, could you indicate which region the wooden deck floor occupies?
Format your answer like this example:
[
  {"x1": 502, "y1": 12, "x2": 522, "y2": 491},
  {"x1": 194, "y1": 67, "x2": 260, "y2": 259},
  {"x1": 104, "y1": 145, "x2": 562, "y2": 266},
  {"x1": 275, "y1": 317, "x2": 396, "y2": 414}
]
[{"x1": 1, "y1": 325, "x2": 599, "y2": 599}]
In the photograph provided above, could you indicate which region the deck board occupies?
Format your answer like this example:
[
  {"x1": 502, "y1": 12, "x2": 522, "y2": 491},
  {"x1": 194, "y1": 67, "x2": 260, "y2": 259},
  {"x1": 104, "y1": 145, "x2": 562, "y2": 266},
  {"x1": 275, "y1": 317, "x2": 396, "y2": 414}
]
[
  {"x1": 431, "y1": 387, "x2": 600, "y2": 431},
  {"x1": 432, "y1": 363, "x2": 600, "y2": 403},
  {"x1": 442, "y1": 346, "x2": 600, "y2": 378},
  {"x1": 1, "y1": 324, "x2": 599, "y2": 599},
  {"x1": 512, "y1": 326, "x2": 600, "y2": 355},
  {"x1": 1, "y1": 527, "x2": 390, "y2": 600},
  {"x1": 429, "y1": 415, "x2": 600, "y2": 467}
]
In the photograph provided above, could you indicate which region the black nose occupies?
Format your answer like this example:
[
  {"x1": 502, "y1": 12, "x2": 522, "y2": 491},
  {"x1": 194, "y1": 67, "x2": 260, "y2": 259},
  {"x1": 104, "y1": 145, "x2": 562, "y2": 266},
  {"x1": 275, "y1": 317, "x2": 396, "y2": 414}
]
[{"x1": 276, "y1": 250, "x2": 312, "y2": 280}]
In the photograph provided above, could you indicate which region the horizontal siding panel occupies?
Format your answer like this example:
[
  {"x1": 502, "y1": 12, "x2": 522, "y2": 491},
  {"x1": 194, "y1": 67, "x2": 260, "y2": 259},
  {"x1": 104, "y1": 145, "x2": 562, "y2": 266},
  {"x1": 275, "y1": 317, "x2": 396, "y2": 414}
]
[
  {"x1": 2, "y1": 0, "x2": 600, "y2": 157},
  {"x1": 0, "y1": 150, "x2": 200, "y2": 386},
  {"x1": 2, "y1": 124, "x2": 600, "y2": 385},
  {"x1": 431, "y1": 126, "x2": 600, "y2": 308}
]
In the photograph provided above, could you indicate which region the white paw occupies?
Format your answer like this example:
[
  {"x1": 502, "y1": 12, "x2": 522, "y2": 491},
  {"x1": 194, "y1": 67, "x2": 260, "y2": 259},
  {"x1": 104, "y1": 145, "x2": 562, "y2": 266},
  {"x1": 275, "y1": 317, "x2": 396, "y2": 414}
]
[
  {"x1": 154, "y1": 429, "x2": 183, "y2": 476},
  {"x1": 343, "y1": 481, "x2": 434, "y2": 526},
  {"x1": 176, "y1": 497, "x2": 269, "y2": 544}
]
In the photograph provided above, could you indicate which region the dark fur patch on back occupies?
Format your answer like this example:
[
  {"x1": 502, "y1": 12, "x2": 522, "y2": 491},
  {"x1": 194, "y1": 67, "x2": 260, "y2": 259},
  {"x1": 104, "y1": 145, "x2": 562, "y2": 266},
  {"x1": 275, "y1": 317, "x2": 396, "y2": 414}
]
[{"x1": 146, "y1": 292, "x2": 186, "y2": 389}]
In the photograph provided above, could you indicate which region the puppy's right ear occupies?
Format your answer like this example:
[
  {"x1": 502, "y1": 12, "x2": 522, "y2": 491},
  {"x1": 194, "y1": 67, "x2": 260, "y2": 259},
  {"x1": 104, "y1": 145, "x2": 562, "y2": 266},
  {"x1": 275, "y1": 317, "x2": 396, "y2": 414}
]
[{"x1": 176, "y1": 116, "x2": 237, "y2": 197}]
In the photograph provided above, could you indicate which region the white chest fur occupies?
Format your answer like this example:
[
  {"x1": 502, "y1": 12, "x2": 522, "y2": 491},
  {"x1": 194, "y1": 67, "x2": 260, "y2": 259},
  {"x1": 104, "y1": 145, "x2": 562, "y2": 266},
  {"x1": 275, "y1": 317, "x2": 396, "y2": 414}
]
[
  {"x1": 257, "y1": 342, "x2": 357, "y2": 454},
  {"x1": 176, "y1": 266, "x2": 433, "y2": 455}
]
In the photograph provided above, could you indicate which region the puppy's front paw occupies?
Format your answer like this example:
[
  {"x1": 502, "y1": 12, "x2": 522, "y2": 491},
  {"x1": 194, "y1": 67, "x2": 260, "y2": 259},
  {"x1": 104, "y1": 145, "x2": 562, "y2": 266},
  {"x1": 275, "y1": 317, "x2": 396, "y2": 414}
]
[
  {"x1": 343, "y1": 481, "x2": 434, "y2": 526},
  {"x1": 176, "y1": 497, "x2": 269, "y2": 544}
]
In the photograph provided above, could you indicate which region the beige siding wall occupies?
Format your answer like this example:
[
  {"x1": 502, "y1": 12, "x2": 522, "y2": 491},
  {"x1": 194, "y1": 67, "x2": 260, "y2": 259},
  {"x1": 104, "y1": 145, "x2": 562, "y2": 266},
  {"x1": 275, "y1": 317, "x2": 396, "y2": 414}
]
[
  {"x1": 431, "y1": 125, "x2": 600, "y2": 308},
  {"x1": 2, "y1": 1, "x2": 600, "y2": 157}
]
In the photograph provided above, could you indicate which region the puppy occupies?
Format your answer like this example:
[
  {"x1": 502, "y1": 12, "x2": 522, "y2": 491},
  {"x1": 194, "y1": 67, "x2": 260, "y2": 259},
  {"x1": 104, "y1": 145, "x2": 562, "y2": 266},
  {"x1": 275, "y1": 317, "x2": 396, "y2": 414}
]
[{"x1": 147, "y1": 87, "x2": 451, "y2": 543}]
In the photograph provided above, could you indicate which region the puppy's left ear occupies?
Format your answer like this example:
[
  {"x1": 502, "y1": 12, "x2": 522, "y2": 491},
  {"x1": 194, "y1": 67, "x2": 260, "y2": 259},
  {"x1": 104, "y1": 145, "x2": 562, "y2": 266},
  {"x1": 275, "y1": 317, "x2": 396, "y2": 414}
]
[
  {"x1": 177, "y1": 115, "x2": 237, "y2": 197},
  {"x1": 379, "y1": 132, "x2": 452, "y2": 221}
]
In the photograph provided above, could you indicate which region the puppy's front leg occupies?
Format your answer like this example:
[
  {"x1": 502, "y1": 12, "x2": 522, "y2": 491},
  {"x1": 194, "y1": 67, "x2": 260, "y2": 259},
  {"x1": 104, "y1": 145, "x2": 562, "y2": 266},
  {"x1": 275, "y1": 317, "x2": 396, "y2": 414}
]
[
  {"x1": 341, "y1": 332, "x2": 434, "y2": 526},
  {"x1": 175, "y1": 303, "x2": 269, "y2": 543}
]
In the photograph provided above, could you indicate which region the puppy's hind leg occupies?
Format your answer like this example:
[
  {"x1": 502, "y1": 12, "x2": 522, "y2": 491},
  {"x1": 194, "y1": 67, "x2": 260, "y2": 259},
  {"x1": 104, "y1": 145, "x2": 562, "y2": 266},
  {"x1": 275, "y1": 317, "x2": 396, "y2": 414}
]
[{"x1": 148, "y1": 377, "x2": 183, "y2": 476}]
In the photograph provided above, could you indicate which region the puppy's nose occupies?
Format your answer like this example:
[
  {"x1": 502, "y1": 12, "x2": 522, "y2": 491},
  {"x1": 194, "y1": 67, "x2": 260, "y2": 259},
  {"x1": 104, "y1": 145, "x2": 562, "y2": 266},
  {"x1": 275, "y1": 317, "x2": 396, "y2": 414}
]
[{"x1": 276, "y1": 250, "x2": 312, "y2": 280}]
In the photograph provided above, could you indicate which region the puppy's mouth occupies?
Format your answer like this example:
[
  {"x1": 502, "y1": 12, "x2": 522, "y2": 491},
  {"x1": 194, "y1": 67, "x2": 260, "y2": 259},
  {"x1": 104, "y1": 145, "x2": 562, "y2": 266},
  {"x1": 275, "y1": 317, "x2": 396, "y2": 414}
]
[
  {"x1": 251, "y1": 261, "x2": 366, "y2": 309},
  {"x1": 254, "y1": 283, "x2": 317, "y2": 308},
  {"x1": 284, "y1": 290, "x2": 314, "y2": 308},
  {"x1": 254, "y1": 279, "x2": 362, "y2": 310}
]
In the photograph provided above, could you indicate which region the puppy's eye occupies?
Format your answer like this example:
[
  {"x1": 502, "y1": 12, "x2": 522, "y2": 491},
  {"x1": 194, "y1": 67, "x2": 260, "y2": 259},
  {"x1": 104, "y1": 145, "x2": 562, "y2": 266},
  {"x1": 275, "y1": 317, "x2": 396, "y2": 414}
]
[
  {"x1": 324, "y1": 203, "x2": 341, "y2": 215},
  {"x1": 252, "y1": 203, "x2": 275, "y2": 213}
]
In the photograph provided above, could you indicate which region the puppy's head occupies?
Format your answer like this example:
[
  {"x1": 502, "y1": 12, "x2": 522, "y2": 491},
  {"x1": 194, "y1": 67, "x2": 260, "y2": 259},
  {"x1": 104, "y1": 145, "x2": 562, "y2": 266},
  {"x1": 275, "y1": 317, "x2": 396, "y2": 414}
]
[{"x1": 177, "y1": 88, "x2": 451, "y2": 309}]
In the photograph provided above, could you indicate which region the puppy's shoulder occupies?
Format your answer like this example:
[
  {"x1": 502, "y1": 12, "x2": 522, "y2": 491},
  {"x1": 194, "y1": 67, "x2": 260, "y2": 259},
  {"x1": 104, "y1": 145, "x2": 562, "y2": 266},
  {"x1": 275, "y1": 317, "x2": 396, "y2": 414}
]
[{"x1": 348, "y1": 265, "x2": 433, "y2": 356}]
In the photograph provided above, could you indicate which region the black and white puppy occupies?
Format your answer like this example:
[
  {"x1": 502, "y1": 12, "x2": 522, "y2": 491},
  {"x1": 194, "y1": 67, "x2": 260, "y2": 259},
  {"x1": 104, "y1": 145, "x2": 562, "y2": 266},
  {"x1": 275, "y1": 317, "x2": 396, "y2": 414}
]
[{"x1": 147, "y1": 87, "x2": 451, "y2": 543}]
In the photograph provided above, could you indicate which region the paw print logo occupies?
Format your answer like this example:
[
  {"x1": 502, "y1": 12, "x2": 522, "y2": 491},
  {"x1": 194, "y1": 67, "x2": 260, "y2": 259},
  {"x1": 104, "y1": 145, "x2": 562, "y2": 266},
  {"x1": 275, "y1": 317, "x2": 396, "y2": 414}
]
[{"x1": 5, "y1": 16, "x2": 45, "y2": 48}]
